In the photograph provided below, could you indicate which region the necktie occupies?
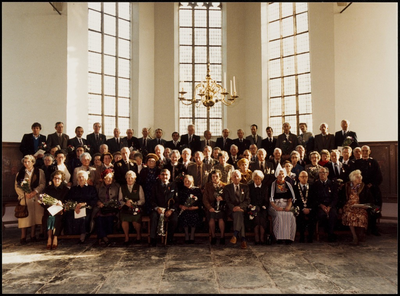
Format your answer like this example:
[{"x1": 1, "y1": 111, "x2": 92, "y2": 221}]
[
  {"x1": 223, "y1": 138, "x2": 226, "y2": 148},
  {"x1": 302, "y1": 185, "x2": 306, "y2": 196},
  {"x1": 116, "y1": 138, "x2": 119, "y2": 145},
  {"x1": 78, "y1": 138, "x2": 82, "y2": 145},
  {"x1": 260, "y1": 161, "x2": 264, "y2": 172},
  {"x1": 254, "y1": 135, "x2": 257, "y2": 143},
  {"x1": 144, "y1": 138, "x2": 147, "y2": 147},
  {"x1": 158, "y1": 139, "x2": 160, "y2": 144},
  {"x1": 95, "y1": 134, "x2": 99, "y2": 143},
  {"x1": 270, "y1": 138, "x2": 272, "y2": 143},
  {"x1": 335, "y1": 163, "x2": 340, "y2": 176},
  {"x1": 189, "y1": 135, "x2": 192, "y2": 143}
]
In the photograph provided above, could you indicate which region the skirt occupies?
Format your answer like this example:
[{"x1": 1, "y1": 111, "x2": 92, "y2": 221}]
[
  {"x1": 268, "y1": 199, "x2": 296, "y2": 241},
  {"x1": 342, "y1": 193, "x2": 368, "y2": 229}
]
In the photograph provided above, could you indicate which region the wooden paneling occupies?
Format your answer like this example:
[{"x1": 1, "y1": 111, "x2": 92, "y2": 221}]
[{"x1": 359, "y1": 141, "x2": 398, "y2": 203}]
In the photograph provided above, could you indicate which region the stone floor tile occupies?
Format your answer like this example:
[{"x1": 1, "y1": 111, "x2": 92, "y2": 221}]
[{"x1": 216, "y1": 265, "x2": 275, "y2": 289}]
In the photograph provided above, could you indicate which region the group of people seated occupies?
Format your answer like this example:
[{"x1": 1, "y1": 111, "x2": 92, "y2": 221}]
[{"x1": 15, "y1": 120, "x2": 383, "y2": 250}]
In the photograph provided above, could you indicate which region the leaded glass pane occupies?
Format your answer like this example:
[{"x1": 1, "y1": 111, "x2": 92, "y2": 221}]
[
  {"x1": 269, "y1": 59, "x2": 281, "y2": 78},
  {"x1": 180, "y1": 46, "x2": 192, "y2": 63},
  {"x1": 283, "y1": 36, "x2": 294, "y2": 57},
  {"x1": 194, "y1": 10, "x2": 206, "y2": 27},
  {"x1": 89, "y1": 52, "x2": 101, "y2": 73},
  {"x1": 104, "y1": 96, "x2": 116, "y2": 116},
  {"x1": 295, "y1": 3, "x2": 308, "y2": 14},
  {"x1": 282, "y1": 16, "x2": 294, "y2": 37},
  {"x1": 104, "y1": 14, "x2": 116, "y2": 36},
  {"x1": 118, "y1": 117, "x2": 129, "y2": 132},
  {"x1": 118, "y1": 78, "x2": 130, "y2": 98},
  {"x1": 118, "y1": 19, "x2": 130, "y2": 40},
  {"x1": 268, "y1": 2, "x2": 280, "y2": 22},
  {"x1": 195, "y1": 64, "x2": 207, "y2": 82},
  {"x1": 268, "y1": 21, "x2": 280, "y2": 41},
  {"x1": 270, "y1": 98, "x2": 282, "y2": 116},
  {"x1": 104, "y1": 35, "x2": 116, "y2": 55},
  {"x1": 298, "y1": 94, "x2": 312, "y2": 113},
  {"x1": 180, "y1": 9, "x2": 192, "y2": 27},
  {"x1": 89, "y1": 73, "x2": 101, "y2": 94},
  {"x1": 284, "y1": 116, "x2": 297, "y2": 132},
  {"x1": 180, "y1": 64, "x2": 193, "y2": 82},
  {"x1": 297, "y1": 53, "x2": 310, "y2": 74},
  {"x1": 209, "y1": 10, "x2": 221, "y2": 27},
  {"x1": 283, "y1": 56, "x2": 295, "y2": 76},
  {"x1": 118, "y1": 3, "x2": 130, "y2": 20},
  {"x1": 195, "y1": 28, "x2": 207, "y2": 45},
  {"x1": 103, "y1": 2, "x2": 116, "y2": 15},
  {"x1": 180, "y1": 28, "x2": 193, "y2": 45},
  {"x1": 269, "y1": 39, "x2": 280, "y2": 59},
  {"x1": 104, "y1": 55, "x2": 116, "y2": 76},
  {"x1": 296, "y1": 33, "x2": 309, "y2": 53},
  {"x1": 209, "y1": 47, "x2": 221, "y2": 64},
  {"x1": 88, "y1": 10, "x2": 101, "y2": 31},
  {"x1": 296, "y1": 13, "x2": 308, "y2": 34},
  {"x1": 281, "y1": 3, "x2": 293, "y2": 18},
  {"x1": 88, "y1": 31, "x2": 102, "y2": 52},
  {"x1": 104, "y1": 116, "x2": 116, "y2": 136},
  {"x1": 284, "y1": 96, "x2": 296, "y2": 115},
  {"x1": 118, "y1": 38, "x2": 130, "y2": 59},
  {"x1": 118, "y1": 98, "x2": 130, "y2": 117},
  {"x1": 89, "y1": 94, "x2": 102, "y2": 115},
  {"x1": 104, "y1": 76, "x2": 116, "y2": 96},
  {"x1": 298, "y1": 73, "x2": 311, "y2": 93},
  {"x1": 118, "y1": 58, "x2": 130, "y2": 78},
  {"x1": 269, "y1": 78, "x2": 282, "y2": 97},
  {"x1": 283, "y1": 76, "x2": 296, "y2": 95},
  {"x1": 269, "y1": 117, "x2": 282, "y2": 135},
  {"x1": 209, "y1": 29, "x2": 221, "y2": 45},
  {"x1": 88, "y1": 3, "x2": 101, "y2": 11},
  {"x1": 195, "y1": 46, "x2": 207, "y2": 63}
]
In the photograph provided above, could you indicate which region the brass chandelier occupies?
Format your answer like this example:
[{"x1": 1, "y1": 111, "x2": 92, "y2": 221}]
[{"x1": 178, "y1": 63, "x2": 238, "y2": 110}]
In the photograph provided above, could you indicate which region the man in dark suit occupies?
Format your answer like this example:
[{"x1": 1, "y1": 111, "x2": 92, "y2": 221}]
[
  {"x1": 340, "y1": 146, "x2": 356, "y2": 183},
  {"x1": 233, "y1": 128, "x2": 250, "y2": 157},
  {"x1": 250, "y1": 148, "x2": 274, "y2": 185},
  {"x1": 165, "y1": 132, "x2": 182, "y2": 152},
  {"x1": 68, "y1": 126, "x2": 88, "y2": 149},
  {"x1": 86, "y1": 122, "x2": 106, "y2": 155},
  {"x1": 106, "y1": 127, "x2": 128, "y2": 154},
  {"x1": 215, "y1": 128, "x2": 233, "y2": 153},
  {"x1": 20, "y1": 122, "x2": 47, "y2": 168},
  {"x1": 227, "y1": 144, "x2": 241, "y2": 169},
  {"x1": 138, "y1": 127, "x2": 151, "y2": 157},
  {"x1": 113, "y1": 147, "x2": 137, "y2": 185},
  {"x1": 202, "y1": 145, "x2": 217, "y2": 166},
  {"x1": 200, "y1": 130, "x2": 216, "y2": 151},
  {"x1": 150, "y1": 169, "x2": 179, "y2": 246},
  {"x1": 187, "y1": 151, "x2": 212, "y2": 190},
  {"x1": 261, "y1": 126, "x2": 277, "y2": 160},
  {"x1": 123, "y1": 128, "x2": 140, "y2": 151},
  {"x1": 163, "y1": 150, "x2": 185, "y2": 182},
  {"x1": 269, "y1": 147, "x2": 283, "y2": 172},
  {"x1": 148, "y1": 128, "x2": 166, "y2": 153},
  {"x1": 46, "y1": 121, "x2": 70, "y2": 151},
  {"x1": 310, "y1": 167, "x2": 338, "y2": 242},
  {"x1": 223, "y1": 170, "x2": 250, "y2": 249},
  {"x1": 276, "y1": 122, "x2": 298, "y2": 161},
  {"x1": 324, "y1": 150, "x2": 345, "y2": 182},
  {"x1": 313, "y1": 123, "x2": 335, "y2": 154},
  {"x1": 180, "y1": 124, "x2": 201, "y2": 154},
  {"x1": 245, "y1": 124, "x2": 263, "y2": 148},
  {"x1": 294, "y1": 171, "x2": 317, "y2": 243},
  {"x1": 334, "y1": 119, "x2": 359, "y2": 150}
]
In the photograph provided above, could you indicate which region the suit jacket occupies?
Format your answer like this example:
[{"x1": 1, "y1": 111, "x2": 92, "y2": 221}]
[
  {"x1": 86, "y1": 133, "x2": 107, "y2": 155},
  {"x1": 215, "y1": 137, "x2": 233, "y2": 153},
  {"x1": 124, "y1": 136, "x2": 141, "y2": 151},
  {"x1": 47, "y1": 132, "x2": 70, "y2": 150},
  {"x1": 310, "y1": 179, "x2": 338, "y2": 208},
  {"x1": 276, "y1": 133, "x2": 299, "y2": 156},
  {"x1": 324, "y1": 161, "x2": 345, "y2": 182},
  {"x1": 202, "y1": 181, "x2": 225, "y2": 211},
  {"x1": 313, "y1": 133, "x2": 335, "y2": 154},
  {"x1": 246, "y1": 134, "x2": 263, "y2": 148},
  {"x1": 248, "y1": 182, "x2": 269, "y2": 209},
  {"x1": 233, "y1": 138, "x2": 250, "y2": 156},
  {"x1": 68, "y1": 137, "x2": 88, "y2": 148},
  {"x1": 138, "y1": 137, "x2": 151, "y2": 156},
  {"x1": 227, "y1": 155, "x2": 241, "y2": 169},
  {"x1": 200, "y1": 139, "x2": 216, "y2": 151},
  {"x1": 261, "y1": 137, "x2": 277, "y2": 160},
  {"x1": 165, "y1": 140, "x2": 182, "y2": 152},
  {"x1": 187, "y1": 162, "x2": 213, "y2": 189},
  {"x1": 151, "y1": 180, "x2": 179, "y2": 211},
  {"x1": 113, "y1": 159, "x2": 138, "y2": 185},
  {"x1": 340, "y1": 159, "x2": 356, "y2": 182},
  {"x1": 163, "y1": 162, "x2": 185, "y2": 182},
  {"x1": 180, "y1": 134, "x2": 201, "y2": 153},
  {"x1": 20, "y1": 133, "x2": 47, "y2": 156},
  {"x1": 294, "y1": 182, "x2": 318, "y2": 214},
  {"x1": 334, "y1": 130, "x2": 359, "y2": 149},
  {"x1": 222, "y1": 183, "x2": 250, "y2": 213},
  {"x1": 148, "y1": 138, "x2": 166, "y2": 153},
  {"x1": 249, "y1": 160, "x2": 275, "y2": 186},
  {"x1": 106, "y1": 137, "x2": 128, "y2": 154},
  {"x1": 268, "y1": 158, "x2": 283, "y2": 172},
  {"x1": 297, "y1": 132, "x2": 313, "y2": 148},
  {"x1": 203, "y1": 157, "x2": 218, "y2": 166}
]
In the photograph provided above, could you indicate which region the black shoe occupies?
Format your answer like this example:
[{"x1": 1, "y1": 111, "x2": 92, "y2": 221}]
[
  {"x1": 123, "y1": 240, "x2": 130, "y2": 246},
  {"x1": 285, "y1": 240, "x2": 292, "y2": 245},
  {"x1": 299, "y1": 236, "x2": 305, "y2": 243},
  {"x1": 211, "y1": 237, "x2": 217, "y2": 245},
  {"x1": 150, "y1": 238, "x2": 156, "y2": 247},
  {"x1": 102, "y1": 238, "x2": 111, "y2": 247},
  {"x1": 184, "y1": 240, "x2": 190, "y2": 244},
  {"x1": 219, "y1": 237, "x2": 225, "y2": 245},
  {"x1": 277, "y1": 240, "x2": 283, "y2": 244},
  {"x1": 189, "y1": 239, "x2": 195, "y2": 244},
  {"x1": 20, "y1": 238, "x2": 27, "y2": 245},
  {"x1": 30, "y1": 237, "x2": 38, "y2": 242}
]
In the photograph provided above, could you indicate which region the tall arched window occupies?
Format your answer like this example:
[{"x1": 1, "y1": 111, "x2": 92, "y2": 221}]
[
  {"x1": 267, "y1": 2, "x2": 312, "y2": 134},
  {"x1": 179, "y1": 2, "x2": 222, "y2": 136},
  {"x1": 88, "y1": 2, "x2": 131, "y2": 137}
]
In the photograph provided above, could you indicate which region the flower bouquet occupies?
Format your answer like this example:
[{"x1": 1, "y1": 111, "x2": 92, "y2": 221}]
[
  {"x1": 67, "y1": 145, "x2": 75, "y2": 154},
  {"x1": 63, "y1": 200, "x2": 92, "y2": 211},
  {"x1": 342, "y1": 136, "x2": 354, "y2": 147},
  {"x1": 290, "y1": 205, "x2": 300, "y2": 216},
  {"x1": 37, "y1": 193, "x2": 63, "y2": 216},
  {"x1": 100, "y1": 199, "x2": 120, "y2": 215},
  {"x1": 121, "y1": 198, "x2": 141, "y2": 216},
  {"x1": 18, "y1": 178, "x2": 32, "y2": 194},
  {"x1": 247, "y1": 205, "x2": 259, "y2": 220},
  {"x1": 39, "y1": 142, "x2": 47, "y2": 150},
  {"x1": 174, "y1": 172, "x2": 185, "y2": 184},
  {"x1": 351, "y1": 203, "x2": 381, "y2": 215},
  {"x1": 213, "y1": 186, "x2": 225, "y2": 213},
  {"x1": 178, "y1": 194, "x2": 198, "y2": 217},
  {"x1": 83, "y1": 144, "x2": 91, "y2": 152}
]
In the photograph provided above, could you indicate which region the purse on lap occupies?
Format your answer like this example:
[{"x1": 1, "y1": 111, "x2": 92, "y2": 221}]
[{"x1": 15, "y1": 195, "x2": 29, "y2": 218}]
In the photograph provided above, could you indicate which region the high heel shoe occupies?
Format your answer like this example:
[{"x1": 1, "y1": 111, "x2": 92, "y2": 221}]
[
  {"x1": 52, "y1": 244, "x2": 58, "y2": 250},
  {"x1": 46, "y1": 244, "x2": 52, "y2": 250}
]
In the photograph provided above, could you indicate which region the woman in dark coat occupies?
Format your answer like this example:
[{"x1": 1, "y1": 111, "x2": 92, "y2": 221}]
[{"x1": 42, "y1": 170, "x2": 69, "y2": 249}]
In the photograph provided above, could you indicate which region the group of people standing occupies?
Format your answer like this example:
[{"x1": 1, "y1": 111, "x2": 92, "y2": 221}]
[{"x1": 15, "y1": 119, "x2": 383, "y2": 249}]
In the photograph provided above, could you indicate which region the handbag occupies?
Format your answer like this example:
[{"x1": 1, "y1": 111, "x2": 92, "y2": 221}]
[{"x1": 15, "y1": 195, "x2": 29, "y2": 218}]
